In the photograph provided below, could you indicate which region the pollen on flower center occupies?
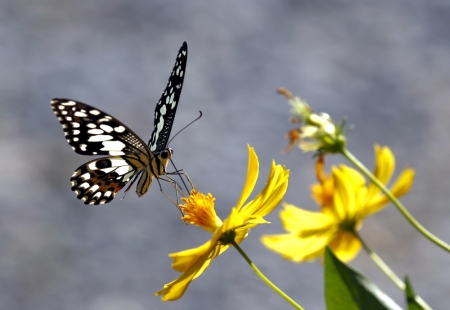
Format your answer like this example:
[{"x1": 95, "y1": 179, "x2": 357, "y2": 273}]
[{"x1": 180, "y1": 189, "x2": 223, "y2": 233}]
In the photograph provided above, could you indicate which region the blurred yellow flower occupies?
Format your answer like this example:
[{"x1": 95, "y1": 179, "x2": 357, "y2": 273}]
[
  {"x1": 261, "y1": 145, "x2": 415, "y2": 263},
  {"x1": 155, "y1": 145, "x2": 289, "y2": 301}
]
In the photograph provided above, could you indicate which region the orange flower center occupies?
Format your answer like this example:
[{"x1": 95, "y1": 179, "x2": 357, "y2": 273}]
[{"x1": 180, "y1": 189, "x2": 223, "y2": 233}]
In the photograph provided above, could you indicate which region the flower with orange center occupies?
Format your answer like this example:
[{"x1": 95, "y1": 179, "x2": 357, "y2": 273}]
[
  {"x1": 155, "y1": 145, "x2": 289, "y2": 301},
  {"x1": 261, "y1": 145, "x2": 415, "y2": 263}
]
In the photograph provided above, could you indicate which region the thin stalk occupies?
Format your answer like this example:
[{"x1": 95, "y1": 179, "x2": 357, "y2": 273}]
[
  {"x1": 342, "y1": 148, "x2": 450, "y2": 253},
  {"x1": 231, "y1": 240, "x2": 304, "y2": 310},
  {"x1": 355, "y1": 233, "x2": 431, "y2": 310}
]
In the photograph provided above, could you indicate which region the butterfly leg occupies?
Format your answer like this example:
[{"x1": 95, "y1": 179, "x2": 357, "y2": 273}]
[
  {"x1": 166, "y1": 169, "x2": 194, "y2": 194},
  {"x1": 155, "y1": 176, "x2": 184, "y2": 215}
]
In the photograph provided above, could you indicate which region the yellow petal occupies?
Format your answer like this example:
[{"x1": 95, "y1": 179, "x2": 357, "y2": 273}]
[
  {"x1": 170, "y1": 239, "x2": 216, "y2": 272},
  {"x1": 339, "y1": 166, "x2": 366, "y2": 189},
  {"x1": 389, "y1": 167, "x2": 415, "y2": 197},
  {"x1": 235, "y1": 145, "x2": 259, "y2": 210},
  {"x1": 366, "y1": 145, "x2": 395, "y2": 200},
  {"x1": 261, "y1": 227, "x2": 336, "y2": 262},
  {"x1": 156, "y1": 245, "x2": 220, "y2": 301},
  {"x1": 221, "y1": 206, "x2": 242, "y2": 231},
  {"x1": 156, "y1": 239, "x2": 218, "y2": 301},
  {"x1": 328, "y1": 230, "x2": 361, "y2": 262},
  {"x1": 362, "y1": 167, "x2": 415, "y2": 217},
  {"x1": 192, "y1": 244, "x2": 225, "y2": 281},
  {"x1": 156, "y1": 229, "x2": 227, "y2": 301},
  {"x1": 279, "y1": 203, "x2": 336, "y2": 235},
  {"x1": 219, "y1": 206, "x2": 252, "y2": 244},
  {"x1": 234, "y1": 227, "x2": 250, "y2": 244},
  {"x1": 374, "y1": 145, "x2": 395, "y2": 183},
  {"x1": 241, "y1": 162, "x2": 289, "y2": 218},
  {"x1": 332, "y1": 166, "x2": 357, "y2": 220},
  {"x1": 155, "y1": 264, "x2": 199, "y2": 301}
]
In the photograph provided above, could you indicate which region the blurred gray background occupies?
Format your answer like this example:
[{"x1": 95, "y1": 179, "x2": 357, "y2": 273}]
[{"x1": 1, "y1": 0, "x2": 450, "y2": 309}]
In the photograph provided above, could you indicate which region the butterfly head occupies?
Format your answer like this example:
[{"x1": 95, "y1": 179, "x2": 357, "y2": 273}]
[
  {"x1": 155, "y1": 148, "x2": 173, "y2": 174},
  {"x1": 160, "y1": 148, "x2": 173, "y2": 160}
]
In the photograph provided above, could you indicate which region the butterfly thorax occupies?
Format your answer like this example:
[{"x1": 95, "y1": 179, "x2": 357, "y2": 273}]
[
  {"x1": 134, "y1": 147, "x2": 173, "y2": 198},
  {"x1": 151, "y1": 147, "x2": 173, "y2": 176}
]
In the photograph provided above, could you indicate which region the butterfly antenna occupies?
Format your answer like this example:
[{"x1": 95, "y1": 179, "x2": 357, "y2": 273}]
[{"x1": 167, "y1": 111, "x2": 202, "y2": 147}]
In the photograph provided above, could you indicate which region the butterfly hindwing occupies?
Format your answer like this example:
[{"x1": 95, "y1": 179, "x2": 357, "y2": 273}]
[
  {"x1": 70, "y1": 155, "x2": 146, "y2": 204},
  {"x1": 51, "y1": 99, "x2": 149, "y2": 156},
  {"x1": 148, "y1": 41, "x2": 188, "y2": 152}
]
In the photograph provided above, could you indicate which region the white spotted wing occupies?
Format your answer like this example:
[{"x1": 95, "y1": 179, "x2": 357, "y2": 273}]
[
  {"x1": 148, "y1": 41, "x2": 187, "y2": 152},
  {"x1": 51, "y1": 99, "x2": 149, "y2": 156}
]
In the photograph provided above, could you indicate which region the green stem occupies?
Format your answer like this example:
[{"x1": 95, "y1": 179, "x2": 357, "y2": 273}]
[
  {"x1": 341, "y1": 148, "x2": 450, "y2": 253},
  {"x1": 356, "y1": 232, "x2": 404, "y2": 289},
  {"x1": 355, "y1": 233, "x2": 432, "y2": 310},
  {"x1": 231, "y1": 240, "x2": 304, "y2": 310}
]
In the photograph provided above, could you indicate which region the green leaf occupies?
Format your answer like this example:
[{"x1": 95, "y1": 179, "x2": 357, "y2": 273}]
[
  {"x1": 404, "y1": 276, "x2": 431, "y2": 310},
  {"x1": 324, "y1": 247, "x2": 401, "y2": 310}
]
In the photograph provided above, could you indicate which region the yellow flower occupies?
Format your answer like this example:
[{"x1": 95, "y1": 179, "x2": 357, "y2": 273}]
[
  {"x1": 155, "y1": 145, "x2": 289, "y2": 301},
  {"x1": 261, "y1": 145, "x2": 414, "y2": 263}
]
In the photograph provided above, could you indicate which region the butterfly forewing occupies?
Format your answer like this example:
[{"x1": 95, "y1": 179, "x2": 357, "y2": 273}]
[
  {"x1": 51, "y1": 99, "x2": 150, "y2": 156},
  {"x1": 148, "y1": 41, "x2": 188, "y2": 152}
]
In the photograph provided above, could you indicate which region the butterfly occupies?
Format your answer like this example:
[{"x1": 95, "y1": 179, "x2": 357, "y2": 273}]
[{"x1": 51, "y1": 42, "x2": 188, "y2": 205}]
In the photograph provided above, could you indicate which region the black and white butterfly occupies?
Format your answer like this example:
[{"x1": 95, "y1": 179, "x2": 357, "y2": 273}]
[{"x1": 51, "y1": 42, "x2": 188, "y2": 205}]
